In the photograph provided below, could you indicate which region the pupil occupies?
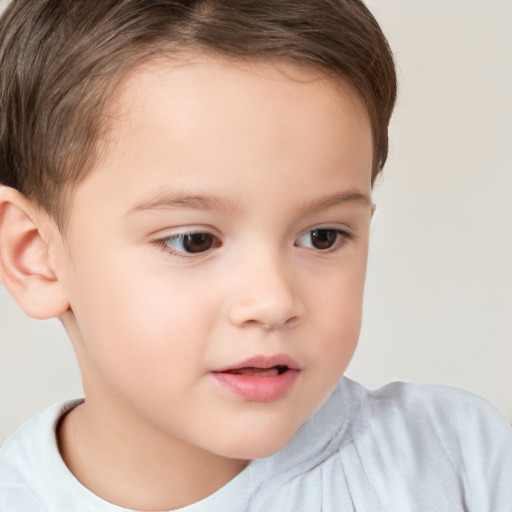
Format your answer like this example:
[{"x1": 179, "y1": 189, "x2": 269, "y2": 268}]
[
  {"x1": 311, "y1": 229, "x2": 336, "y2": 250},
  {"x1": 183, "y1": 233, "x2": 214, "y2": 253}
]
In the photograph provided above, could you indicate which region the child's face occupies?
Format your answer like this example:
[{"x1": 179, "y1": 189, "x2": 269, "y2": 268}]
[{"x1": 56, "y1": 56, "x2": 373, "y2": 460}]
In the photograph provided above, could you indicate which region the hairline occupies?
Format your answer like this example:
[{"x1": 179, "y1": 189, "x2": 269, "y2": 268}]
[{"x1": 57, "y1": 48, "x2": 376, "y2": 240}]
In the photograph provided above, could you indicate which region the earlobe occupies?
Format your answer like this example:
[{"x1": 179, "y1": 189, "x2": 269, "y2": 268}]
[
  {"x1": 0, "y1": 186, "x2": 70, "y2": 319},
  {"x1": 370, "y1": 202, "x2": 377, "y2": 223}
]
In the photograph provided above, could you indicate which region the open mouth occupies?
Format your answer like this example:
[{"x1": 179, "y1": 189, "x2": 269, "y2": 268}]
[
  {"x1": 211, "y1": 361, "x2": 300, "y2": 402},
  {"x1": 222, "y1": 365, "x2": 289, "y2": 377}
]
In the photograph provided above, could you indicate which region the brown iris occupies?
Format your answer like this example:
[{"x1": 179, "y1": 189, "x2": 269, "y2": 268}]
[
  {"x1": 309, "y1": 229, "x2": 338, "y2": 250},
  {"x1": 181, "y1": 233, "x2": 215, "y2": 253}
]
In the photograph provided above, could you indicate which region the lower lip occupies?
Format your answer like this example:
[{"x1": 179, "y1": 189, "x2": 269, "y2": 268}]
[{"x1": 211, "y1": 370, "x2": 300, "y2": 402}]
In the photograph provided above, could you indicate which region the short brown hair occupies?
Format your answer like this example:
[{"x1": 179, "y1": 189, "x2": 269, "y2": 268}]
[{"x1": 0, "y1": 0, "x2": 396, "y2": 229}]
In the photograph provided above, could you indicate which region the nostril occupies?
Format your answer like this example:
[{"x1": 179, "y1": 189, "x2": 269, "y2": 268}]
[
  {"x1": 283, "y1": 316, "x2": 301, "y2": 328},
  {"x1": 241, "y1": 315, "x2": 301, "y2": 330},
  {"x1": 241, "y1": 319, "x2": 264, "y2": 329}
]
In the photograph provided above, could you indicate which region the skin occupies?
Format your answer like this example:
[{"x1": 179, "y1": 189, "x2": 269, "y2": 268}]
[{"x1": 0, "y1": 56, "x2": 373, "y2": 510}]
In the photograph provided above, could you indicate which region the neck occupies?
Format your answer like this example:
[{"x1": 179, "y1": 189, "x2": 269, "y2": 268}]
[{"x1": 57, "y1": 396, "x2": 248, "y2": 511}]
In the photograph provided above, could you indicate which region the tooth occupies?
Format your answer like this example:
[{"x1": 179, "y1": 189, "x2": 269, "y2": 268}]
[{"x1": 233, "y1": 367, "x2": 279, "y2": 376}]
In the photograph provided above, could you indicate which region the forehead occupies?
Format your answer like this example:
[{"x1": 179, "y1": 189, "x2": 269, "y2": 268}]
[{"x1": 71, "y1": 55, "x2": 373, "y2": 219}]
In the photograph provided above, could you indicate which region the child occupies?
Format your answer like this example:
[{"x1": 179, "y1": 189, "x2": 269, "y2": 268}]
[{"x1": 0, "y1": 0, "x2": 510, "y2": 510}]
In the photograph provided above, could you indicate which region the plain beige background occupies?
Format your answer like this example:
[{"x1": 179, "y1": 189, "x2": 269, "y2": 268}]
[{"x1": 1, "y1": 0, "x2": 511, "y2": 443}]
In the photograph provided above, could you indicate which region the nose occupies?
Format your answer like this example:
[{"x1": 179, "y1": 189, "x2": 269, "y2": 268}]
[{"x1": 227, "y1": 253, "x2": 305, "y2": 330}]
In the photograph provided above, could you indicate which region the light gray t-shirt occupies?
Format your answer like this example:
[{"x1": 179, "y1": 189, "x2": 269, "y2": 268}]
[{"x1": 1, "y1": 377, "x2": 511, "y2": 511}]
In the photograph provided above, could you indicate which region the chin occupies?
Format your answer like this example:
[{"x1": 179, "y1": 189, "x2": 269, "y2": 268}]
[
  {"x1": 221, "y1": 443, "x2": 287, "y2": 461},
  {"x1": 210, "y1": 425, "x2": 299, "y2": 461}
]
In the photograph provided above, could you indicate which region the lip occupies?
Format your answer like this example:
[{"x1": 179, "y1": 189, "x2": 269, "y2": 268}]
[
  {"x1": 211, "y1": 354, "x2": 301, "y2": 373},
  {"x1": 211, "y1": 354, "x2": 301, "y2": 403}
]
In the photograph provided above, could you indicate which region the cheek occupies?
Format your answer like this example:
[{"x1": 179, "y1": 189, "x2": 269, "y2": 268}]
[
  {"x1": 95, "y1": 281, "x2": 200, "y2": 358},
  {"x1": 66, "y1": 251, "x2": 216, "y2": 392},
  {"x1": 314, "y1": 259, "x2": 367, "y2": 370},
  {"x1": 318, "y1": 299, "x2": 361, "y2": 373}
]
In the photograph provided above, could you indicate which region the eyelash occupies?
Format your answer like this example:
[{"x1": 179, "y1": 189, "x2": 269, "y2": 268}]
[
  {"x1": 295, "y1": 228, "x2": 352, "y2": 253},
  {"x1": 153, "y1": 228, "x2": 352, "y2": 259},
  {"x1": 154, "y1": 232, "x2": 221, "y2": 259}
]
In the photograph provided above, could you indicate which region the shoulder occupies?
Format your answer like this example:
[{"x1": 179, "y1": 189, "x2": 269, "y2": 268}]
[
  {"x1": 364, "y1": 380, "x2": 512, "y2": 450},
  {"x1": 339, "y1": 378, "x2": 512, "y2": 466},
  {"x1": 351, "y1": 379, "x2": 512, "y2": 511},
  {"x1": 0, "y1": 400, "x2": 84, "y2": 511}
]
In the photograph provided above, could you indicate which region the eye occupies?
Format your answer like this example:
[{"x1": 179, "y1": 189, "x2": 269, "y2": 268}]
[
  {"x1": 159, "y1": 232, "x2": 219, "y2": 255},
  {"x1": 296, "y1": 228, "x2": 349, "y2": 251}
]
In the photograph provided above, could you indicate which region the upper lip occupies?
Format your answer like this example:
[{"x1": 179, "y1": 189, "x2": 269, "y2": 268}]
[{"x1": 211, "y1": 354, "x2": 301, "y2": 373}]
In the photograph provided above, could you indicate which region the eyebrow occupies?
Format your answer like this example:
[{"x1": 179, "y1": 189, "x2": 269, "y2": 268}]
[
  {"x1": 299, "y1": 190, "x2": 371, "y2": 214},
  {"x1": 126, "y1": 189, "x2": 371, "y2": 216},
  {"x1": 126, "y1": 192, "x2": 242, "y2": 215}
]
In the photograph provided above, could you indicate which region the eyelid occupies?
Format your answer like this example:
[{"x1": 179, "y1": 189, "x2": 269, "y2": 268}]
[
  {"x1": 295, "y1": 226, "x2": 353, "y2": 252},
  {"x1": 152, "y1": 227, "x2": 222, "y2": 258},
  {"x1": 296, "y1": 223, "x2": 352, "y2": 238}
]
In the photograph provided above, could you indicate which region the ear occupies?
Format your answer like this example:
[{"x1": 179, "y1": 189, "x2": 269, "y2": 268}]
[{"x1": 0, "y1": 186, "x2": 70, "y2": 319}]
